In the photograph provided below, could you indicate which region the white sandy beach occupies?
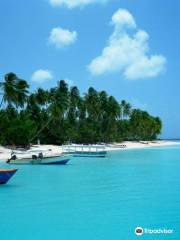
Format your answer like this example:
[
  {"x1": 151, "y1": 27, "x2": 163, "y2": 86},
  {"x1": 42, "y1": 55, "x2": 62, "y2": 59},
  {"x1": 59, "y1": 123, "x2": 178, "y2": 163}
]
[
  {"x1": 106, "y1": 140, "x2": 180, "y2": 151},
  {"x1": 0, "y1": 140, "x2": 180, "y2": 162}
]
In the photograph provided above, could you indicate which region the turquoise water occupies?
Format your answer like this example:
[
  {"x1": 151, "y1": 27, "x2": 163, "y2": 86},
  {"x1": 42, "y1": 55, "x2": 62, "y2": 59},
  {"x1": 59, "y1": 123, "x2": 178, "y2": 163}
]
[{"x1": 0, "y1": 146, "x2": 180, "y2": 239}]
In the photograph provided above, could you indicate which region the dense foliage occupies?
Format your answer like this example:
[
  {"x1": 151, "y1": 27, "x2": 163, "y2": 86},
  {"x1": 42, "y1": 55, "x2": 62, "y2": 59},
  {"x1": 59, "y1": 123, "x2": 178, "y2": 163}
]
[{"x1": 0, "y1": 73, "x2": 162, "y2": 146}]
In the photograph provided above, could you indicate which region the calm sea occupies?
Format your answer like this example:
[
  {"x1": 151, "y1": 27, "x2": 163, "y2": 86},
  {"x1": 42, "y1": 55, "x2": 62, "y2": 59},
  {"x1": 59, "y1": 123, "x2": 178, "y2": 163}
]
[{"x1": 0, "y1": 145, "x2": 180, "y2": 239}]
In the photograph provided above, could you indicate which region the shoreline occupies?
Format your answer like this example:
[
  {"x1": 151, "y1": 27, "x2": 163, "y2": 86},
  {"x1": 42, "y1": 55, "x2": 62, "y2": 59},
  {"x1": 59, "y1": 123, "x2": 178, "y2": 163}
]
[
  {"x1": 106, "y1": 140, "x2": 180, "y2": 151},
  {"x1": 63, "y1": 140, "x2": 180, "y2": 152},
  {"x1": 0, "y1": 140, "x2": 180, "y2": 162}
]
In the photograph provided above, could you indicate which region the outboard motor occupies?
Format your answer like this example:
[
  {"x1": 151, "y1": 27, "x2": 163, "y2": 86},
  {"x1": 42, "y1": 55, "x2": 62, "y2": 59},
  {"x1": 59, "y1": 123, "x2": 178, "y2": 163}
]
[
  {"x1": 32, "y1": 155, "x2": 38, "y2": 159},
  {"x1": 7, "y1": 154, "x2": 17, "y2": 163},
  {"x1": 38, "y1": 152, "x2": 43, "y2": 159},
  {"x1": 11, "y1": 155, "x2": 17, "y2": 160}
]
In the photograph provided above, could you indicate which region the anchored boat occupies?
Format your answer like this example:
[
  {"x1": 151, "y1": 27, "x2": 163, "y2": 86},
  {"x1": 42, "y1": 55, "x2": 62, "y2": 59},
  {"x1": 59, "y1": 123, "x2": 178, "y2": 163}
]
[
  {"x1": 63, "y1": 145, "x2": 107, "y2": 158},
  {"x1": 0, "y1": 169, "x2": 17, "y2": 184},
  {"x1": 7, "y1": 150, "x2": 71, "y2": 165}
]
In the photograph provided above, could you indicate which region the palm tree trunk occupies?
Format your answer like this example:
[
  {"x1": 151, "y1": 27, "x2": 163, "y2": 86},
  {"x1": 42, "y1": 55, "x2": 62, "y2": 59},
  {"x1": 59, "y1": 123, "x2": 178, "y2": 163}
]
[
  {"x1": 29, "y1": 117, "x2": 53, "y2": 143},
  {"x1": 0, "y1": 96, "x2": 4, "y2": 109}
]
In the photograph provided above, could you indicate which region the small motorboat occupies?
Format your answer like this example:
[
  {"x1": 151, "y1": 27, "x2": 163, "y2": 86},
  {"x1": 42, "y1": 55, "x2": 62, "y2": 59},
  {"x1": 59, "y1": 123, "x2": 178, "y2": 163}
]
[
  {"x1": 7, "y1": 153, "x2": 71, "y2": 165},
  {"x1": 0, "y1": 169, "x2": 17, "y2": 184}
]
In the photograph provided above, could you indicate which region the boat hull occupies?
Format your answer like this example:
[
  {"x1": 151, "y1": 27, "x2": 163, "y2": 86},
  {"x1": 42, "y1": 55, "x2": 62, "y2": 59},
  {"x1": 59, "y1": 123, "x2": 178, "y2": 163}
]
[
  {"x1": 63, "y1": 145, "x2": 107, "y2": 158},
  {"x1": 8, "y1": 155, "x2": 70, "y2": 165},
  {"x1": 0, "y1": 169, "x2": 17, "y2": 184},
  {"x1": 73, "y1": 151, "x2": 107, "y2": 158},
  {"x1": 40, "y1": 159, "x2": 70, "y2": 165}
]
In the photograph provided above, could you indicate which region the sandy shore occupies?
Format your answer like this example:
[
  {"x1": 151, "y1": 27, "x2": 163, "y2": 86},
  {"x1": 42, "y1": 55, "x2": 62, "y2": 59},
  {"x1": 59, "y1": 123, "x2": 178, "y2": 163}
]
[
  {"x1": 105, "y1": 140, "x2": 180, "y2": 151},
  {"x1": 0, "y1": 141, "x2": 180, "y2": 162}
]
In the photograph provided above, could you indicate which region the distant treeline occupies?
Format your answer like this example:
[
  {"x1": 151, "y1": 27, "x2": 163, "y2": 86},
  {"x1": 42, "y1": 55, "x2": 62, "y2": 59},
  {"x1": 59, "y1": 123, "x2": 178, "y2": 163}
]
[{"x1": 0, "y1": 73, "x2": 162, "y2": 146}]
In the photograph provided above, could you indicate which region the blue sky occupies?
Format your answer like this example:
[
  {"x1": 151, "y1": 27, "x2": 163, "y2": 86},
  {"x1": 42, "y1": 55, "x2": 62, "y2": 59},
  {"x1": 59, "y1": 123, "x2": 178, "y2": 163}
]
[{"x1": 0, "y1": 0, "x2": 180, "y2": 138}]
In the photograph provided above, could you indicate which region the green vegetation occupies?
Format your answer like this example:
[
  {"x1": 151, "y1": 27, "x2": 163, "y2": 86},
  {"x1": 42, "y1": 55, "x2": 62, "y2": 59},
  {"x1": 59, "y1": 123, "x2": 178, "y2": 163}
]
[{"x1": 0, "y1": 73, "x2": 162, "y2": 146}]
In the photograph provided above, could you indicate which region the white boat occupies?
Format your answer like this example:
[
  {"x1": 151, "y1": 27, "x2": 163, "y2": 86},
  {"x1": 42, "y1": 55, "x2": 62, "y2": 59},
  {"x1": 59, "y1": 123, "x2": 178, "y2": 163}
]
[
  {"x1": 7, "y1": 149, "x2": 71, "y2": 165},
  {"x1": 63, "y1": 145, "x2": 107, "y2": 157}
]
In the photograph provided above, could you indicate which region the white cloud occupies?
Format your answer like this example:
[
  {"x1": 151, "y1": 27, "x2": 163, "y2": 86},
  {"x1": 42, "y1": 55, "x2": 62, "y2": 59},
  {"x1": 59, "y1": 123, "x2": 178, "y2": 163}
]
[
  {"x1": 124, "y1": 55, "x2": 165, "y2": 80},
  {"x1": 31, "y1": 69, "x2": 53, "y2": 83},
  {"x1": 49, "y1": 27, "x2": 77, "y2": 48},
  {"x1": 49, "y1": 0, "x2": 107, "y2": 8},
  {"x1": 111, "y1": 8, "x2": 136, "y2": 29},
  {"x1": 88, "y1": 8, "x2": 166, "y2": 80}
]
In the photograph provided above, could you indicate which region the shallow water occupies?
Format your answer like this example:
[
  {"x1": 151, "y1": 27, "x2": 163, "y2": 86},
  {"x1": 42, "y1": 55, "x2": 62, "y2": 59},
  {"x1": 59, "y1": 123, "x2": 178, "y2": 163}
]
[{"x1": 0, "y1": 146, "x2": 180, "y2": 239}]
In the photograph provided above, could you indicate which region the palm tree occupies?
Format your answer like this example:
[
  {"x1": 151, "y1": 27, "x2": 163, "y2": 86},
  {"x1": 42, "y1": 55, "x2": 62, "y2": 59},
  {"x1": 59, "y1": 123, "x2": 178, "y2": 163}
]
[
  {"x1": 121, "y1": 100, "x2": 132, "y2": 119},
  {"x1": 78, "y1": 96, "x2": 86, "y2": 121},
  {"x1": 108, "y1": 96, "x2": 121, "y2": 119},
  {"x1": 49, "y1": 80, "x2": 69, "y2": 120},
  {"x1": 66, "y1": 86, "x2": 80, "y2": 142},
  {"x1": 85, "y1": 87, "x2": 100, "y2": 121},
  {"x1": 30, "y1": 80, "x2": 69, "y2": 143},
  {"x1": 98, "y1": 91, "x2": 110, "y2": 142},
  {"x1": 99, "y1": 91, "x2": 108, "y2": 116},
  {"x1": 35, "y1": 88, "x2": 49, "y2": 107},
  {"x1": 16, "y1": 79, "x2": 29, "y2": 108},
  {"x1": 0, "y1": 73, "x2": 18, "y2": 108},
  {"x1": 104, "y1": 96, "x2": 120, "y2": 142},
  {"x1": 0, "y1": 72, "x2": 29, "y2": 109},
  {"x1": 68, "y1": 86, "x2": 80, "y2": 123}
]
